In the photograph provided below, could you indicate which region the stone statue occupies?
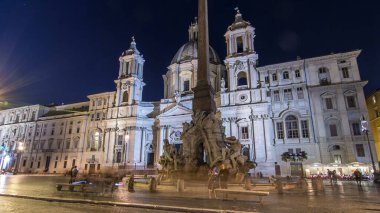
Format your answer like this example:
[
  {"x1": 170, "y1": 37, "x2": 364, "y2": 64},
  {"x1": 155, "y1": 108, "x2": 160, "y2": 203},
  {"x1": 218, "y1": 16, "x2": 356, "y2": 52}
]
[{"x1": 221, "y1": 78, "x2": 226, "y2": 92}]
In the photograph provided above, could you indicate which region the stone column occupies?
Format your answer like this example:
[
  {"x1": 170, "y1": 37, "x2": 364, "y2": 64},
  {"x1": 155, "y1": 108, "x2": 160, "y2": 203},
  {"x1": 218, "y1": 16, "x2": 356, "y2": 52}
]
[{"x1": 192, "y1": 0, "x2": 216, "y2": 114}]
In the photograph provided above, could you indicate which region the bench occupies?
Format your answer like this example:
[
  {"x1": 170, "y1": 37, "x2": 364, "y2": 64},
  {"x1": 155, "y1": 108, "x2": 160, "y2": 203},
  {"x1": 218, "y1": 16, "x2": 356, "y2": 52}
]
[
  {"x1": 214, "y1": 189, "x2": 269, "y2": 205},
  {"x1": 56, "y1": 183, "x2": 94, "y2": 192}
]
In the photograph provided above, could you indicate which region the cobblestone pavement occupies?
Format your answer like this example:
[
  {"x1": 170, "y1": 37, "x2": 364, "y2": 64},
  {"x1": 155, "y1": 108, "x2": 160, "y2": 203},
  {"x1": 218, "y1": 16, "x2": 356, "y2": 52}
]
[{"x1": 1, "y1": 175, "x2": 380, "y2": 212}]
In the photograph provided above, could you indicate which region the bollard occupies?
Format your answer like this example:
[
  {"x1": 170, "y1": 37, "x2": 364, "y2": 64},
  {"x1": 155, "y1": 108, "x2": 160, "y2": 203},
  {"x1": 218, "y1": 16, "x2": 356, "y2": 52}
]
[
  {"x1": 176, "y1": 179, "x2": 185, "y2": 192},
  {"x1": 149, "y1": 177, "x2": 157, "y2": 192}
]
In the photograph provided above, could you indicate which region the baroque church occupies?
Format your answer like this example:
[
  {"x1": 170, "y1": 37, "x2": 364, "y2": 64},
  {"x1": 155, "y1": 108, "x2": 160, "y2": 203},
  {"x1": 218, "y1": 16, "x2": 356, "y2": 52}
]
[{"x1": 0, "y1": 10, "x2": 376, "y2": 177}]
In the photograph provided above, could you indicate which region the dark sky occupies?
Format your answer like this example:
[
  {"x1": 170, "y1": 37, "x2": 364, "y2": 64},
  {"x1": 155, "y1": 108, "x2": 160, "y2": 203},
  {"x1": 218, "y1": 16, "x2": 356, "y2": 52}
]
[{"x1": 0, "y1": 0, "x2": 379, "y2": 107}]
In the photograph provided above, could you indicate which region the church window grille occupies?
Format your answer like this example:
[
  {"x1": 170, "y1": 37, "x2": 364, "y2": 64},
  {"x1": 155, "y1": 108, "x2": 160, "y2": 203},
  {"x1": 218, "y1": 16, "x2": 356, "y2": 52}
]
[
  {"x1": 297, "y1": 87, "x2": 304, "y2": 99},
  {"x1": 352, "y1": 122, "x2": 361, "y2": 136},
  {"x1": 273, "y1": 90, "x2": 280, "y2": 102},
  {"x1": 272, "y1": 73, "x2": 277, "y2": 81},
  {"x1": 295, "y1": 70, "x2": 301, "y2": 78},
  {"x1": 346, "y1": 96, "x2": 356, "y2": 108},
  {"x1": 325, "y1": 98, "x2": 333, "y2": 109},
  {"x1": 301, "y1": 120, "x2": 309, "y2": 138},
  {"x1": 356, "y1": 144, "x2": 365, "y2": 157},
  {"x1": 237, "y1": 72, "x2": 248, "y2": 86},
  {"x1": 276, "y1": 122, "x2": 284, "y2": 139},
  {"x1": 241, "y1": 127, "x2": 249, "y2": 139},
  {"x1": 286, "y1": 115, "x2": 299, "y2": 139},
  {"x1": 342, "y1": 67, "x2": 349, "y2": 78},
  {"x1": 264, "y1": 76, "x2": 270, "y2": 84},
  {"x1": 183, "y1": 80, "x2": 190, "y2": 92},
  {"x1": 329, "y1": 124, "x2": 338, "y2": 137},
  {"x1": 284, "y1": 89, "x2": 293, "y2": 101},
  {"x1": 236, "y1": 36, "x2": 244, "y2": 53},
  {"x1": 283, "y1": 71, "x2": 289, "y2": 80}
]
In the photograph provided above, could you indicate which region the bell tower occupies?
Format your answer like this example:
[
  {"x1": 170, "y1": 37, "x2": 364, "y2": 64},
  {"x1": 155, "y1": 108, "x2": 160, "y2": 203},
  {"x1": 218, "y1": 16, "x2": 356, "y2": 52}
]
[
  {"x1": 115, "y1": 37, "x2": 146, "y2": 106},
  {"x1": 224, "y1": 8, "x2": 259, "y2": 91}
]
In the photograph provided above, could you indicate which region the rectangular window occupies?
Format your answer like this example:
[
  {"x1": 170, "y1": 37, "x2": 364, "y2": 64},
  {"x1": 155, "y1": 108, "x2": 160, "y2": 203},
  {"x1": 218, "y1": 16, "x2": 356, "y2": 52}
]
[
  {"x1": 301, "y1": 120, "x2": 309, "y2": 138},
  {"x1": 334, "y1": 155, "x2": 342, "y2": 164},
  {"x1": 65, "y1": 140, "x2": 71, "y2": 149},
  {"x1": 63, "y1": 161, "x2": 67, "y2": 169},
  {"x1": 236, "y1": 36, "x2": 244, "y2": 53},
  {"x1": 276, "y1": 122, "x2": 284, "y2": 139},
  {"x1": 30, "y1": 162, "x2": 33, "y2": 169},
  {"x1": 22, "y1": 159, "x2": 27, "y2": 167},
  {"x1": 37, "y1": 161, "x2": 40, "y2": 168},
  {"x1": 76, "y1": 128, "x2": 80, "y2": 133},
  {"x1": 342, "y1": 67, "x2": 349, "y2": 78},
  {"x1": 284, "y1": 89, "x2": 293, "y2": 101},
  {"x1": 272, "y1": 73, "x2": 277, "y2": 81},
  {"x1": 346, "y1": 96, "x2": 356, "y2": 108},
  {"x1": 297, "y1": 87, "x2": 304, "y2": 99},
  {"x1": 116, "y1": 151, "x2": 122, "y2": 163},
  {"x1": 117, "y1": 135, "x2": 124, "y2": 145},
  {"x1": 85, "y1": 164, "x2": 88, "y2": 170},
  {"x1": 296, "y1": 148, "x2": 301, "y2": 154},
  {"x1": 264, "y1": 76, "x2": 270, "y2": 84},
  {"x1": 329, "y1": 124, "x2": 338, "y2": 137},
  {"x1": 97, "y1": 164, "x2": 101, "y2": 170},
  {"x1": 51, "y1": 129, "x2": 55, "y2": 135},
  {"x1": 183, "y1": 80, "x2": 190, "y2": 92},
  {"x1": 295, "y1": 70, "x2": 301, "y2": 78},
  {"x1": 286, "y1": 120, "x2": 299, "y2": 138},
  {"x1": 57, "y1": 140, "x2": 62, "y2": 149},
  {"x1": 325, "y1": 98, "x2": 333, "y2": 109},
  {"x1": 356, "y1": 144, "x2": 365, "y2": 157},
  {"x1": 273, "y1": 90, "x2": 280, "y2": 102},
  {"x1": 54, "y1": 161, "x2": 58, "y2": 169},
  {"x1": 352, "y1": 123, "x2": 361, "y2": 136},
  {"x1": 241, "y1": 127, "x2": 249, "y2": 139},
  {"x1": 288, "y1": 149, "x2": 294, "y2": 154},
  {"x1": 72, "y1": 159, "x2": 76, "y2": 167},
  {"x1": 68, "y1": 128, "x2": 72, "y2": 134}
]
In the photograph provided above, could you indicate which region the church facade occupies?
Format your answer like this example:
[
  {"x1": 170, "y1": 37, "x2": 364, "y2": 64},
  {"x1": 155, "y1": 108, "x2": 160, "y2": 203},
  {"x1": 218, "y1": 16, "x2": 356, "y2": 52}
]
[{"x1": 0, "y1": 11, "x2": 376, "y2": 177}]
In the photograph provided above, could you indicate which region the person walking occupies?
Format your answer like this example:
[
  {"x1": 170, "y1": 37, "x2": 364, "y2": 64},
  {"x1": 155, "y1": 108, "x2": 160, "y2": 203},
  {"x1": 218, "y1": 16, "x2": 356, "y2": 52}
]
[
  {"x1": 69, "y1": 166, "x2": 78, "y2": 184},
  {"x1": 218, "y1": 163, "x2": 229, "y2": 189},
  {"x1": 208, "y1": 165, "x2": 219, "y2": 199},
  {"x1": 353, "y1": 169, "x2": 362, "y2": 186}
]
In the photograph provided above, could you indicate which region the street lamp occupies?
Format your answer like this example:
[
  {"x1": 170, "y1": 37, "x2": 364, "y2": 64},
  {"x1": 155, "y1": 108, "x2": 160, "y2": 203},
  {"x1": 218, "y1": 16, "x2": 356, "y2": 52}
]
[{"x1": 361, "y1": 115, "x2": 377, "y2": 174}]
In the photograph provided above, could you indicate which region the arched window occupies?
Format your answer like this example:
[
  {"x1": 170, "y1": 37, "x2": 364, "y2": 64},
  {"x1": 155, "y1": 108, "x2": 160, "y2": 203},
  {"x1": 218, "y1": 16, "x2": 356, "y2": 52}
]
[
  {"x1": 122, "y1": 91, "x2": 129, "y2": 103},
  {"x1": 285, "y1": 115, "x2": 299, "y2": 139},
  {"x1": 183, "y1": 80, "x2": 190, "y2": 92},
  {"x1": 237, "y1": 72, "x2": 248, "y2": 86},
  {"x1": 236, "y1": 36, "x2": 244, "y2": 53},
  {"x1": 283, "y1": 71, "x2": 289, "y2": 80}
]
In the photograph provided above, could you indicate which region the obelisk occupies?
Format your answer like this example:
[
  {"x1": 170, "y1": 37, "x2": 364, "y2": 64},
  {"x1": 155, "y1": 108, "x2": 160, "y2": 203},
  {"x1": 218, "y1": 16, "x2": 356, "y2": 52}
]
[{"x1": 192, "y1": 0, "x2": 216, "y2": 114}]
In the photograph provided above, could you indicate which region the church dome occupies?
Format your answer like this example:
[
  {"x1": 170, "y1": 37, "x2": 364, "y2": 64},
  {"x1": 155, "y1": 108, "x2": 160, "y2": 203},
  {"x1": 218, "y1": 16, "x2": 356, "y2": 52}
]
[{"x1": 171, "y1": 41, "x2": 221, "y2": 65}]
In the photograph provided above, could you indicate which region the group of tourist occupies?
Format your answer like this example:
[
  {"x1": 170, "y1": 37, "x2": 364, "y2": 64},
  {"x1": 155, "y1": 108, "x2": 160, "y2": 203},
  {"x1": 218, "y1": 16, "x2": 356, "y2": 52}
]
[{"x1": 207, "y1": 163, "x2": 230, "y2": 198}]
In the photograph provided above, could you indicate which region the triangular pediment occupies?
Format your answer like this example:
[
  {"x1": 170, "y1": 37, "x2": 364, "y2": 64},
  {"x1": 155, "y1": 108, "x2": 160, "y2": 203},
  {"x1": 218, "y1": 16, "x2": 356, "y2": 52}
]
[{"x1": 158, "y1": 104, "x2": 192, "y2": 118}]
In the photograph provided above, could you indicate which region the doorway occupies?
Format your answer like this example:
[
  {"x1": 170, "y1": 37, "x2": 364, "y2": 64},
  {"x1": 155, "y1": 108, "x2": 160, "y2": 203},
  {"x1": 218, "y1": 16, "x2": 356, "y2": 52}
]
[
  {"x1": 147, "y1": 153, "x2": 154, "y2": 168},
  {"x1": 290, "y1": 162, "x2": 303, "y2": 176},
  {"x1": 89, "y1": 164, "x2": 96, "y2": 174}
]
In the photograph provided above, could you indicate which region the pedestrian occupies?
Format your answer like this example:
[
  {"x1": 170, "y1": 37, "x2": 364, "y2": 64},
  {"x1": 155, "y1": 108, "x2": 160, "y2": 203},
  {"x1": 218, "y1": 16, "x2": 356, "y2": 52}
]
[
  {"x1": 218, "y1": 163, "x2": 229, "y2": 189},
  {"x1": 69, "y1": 166, "x2": 78, "y2": 184},
  {"x1": 332, "y1": 170, "x2": 337, "y2": 183},
  {"x1": 208, "y1": 165, "x2": 219, "y2": 199},
  {"x1": 128, "y1": 174, "x2": 135, "y2": 192},
  {"x1": 327, "y1": 169, "x2": 332, "y2": 184},
  {"x1": 353, "y1": 169, "x2": 362, "y2": 185}
]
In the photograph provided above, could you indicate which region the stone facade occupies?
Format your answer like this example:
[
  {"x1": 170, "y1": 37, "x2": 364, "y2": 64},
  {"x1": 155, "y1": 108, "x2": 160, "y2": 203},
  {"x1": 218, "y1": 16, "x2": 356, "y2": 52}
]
[
  {"x1": 366, "y1": 89, "x2": 380, "y2": 169},
  {"x1": 0, "y1": 10, "x2": 375, "y2": 176}
]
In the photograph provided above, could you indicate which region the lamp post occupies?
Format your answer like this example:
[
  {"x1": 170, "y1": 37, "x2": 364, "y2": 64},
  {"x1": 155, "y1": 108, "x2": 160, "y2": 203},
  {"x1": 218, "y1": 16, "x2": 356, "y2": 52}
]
[{"x1": 361, "y1": 115, "x2": 377, "y2": 174}]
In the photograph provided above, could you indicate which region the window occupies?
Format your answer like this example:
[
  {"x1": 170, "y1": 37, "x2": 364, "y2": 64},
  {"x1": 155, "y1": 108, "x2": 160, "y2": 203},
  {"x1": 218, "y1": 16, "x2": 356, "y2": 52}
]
[
  {"x1": 318, "y1": 67, "x2": 330, "y2": 84},
  {"x1": 116, "y1": 151, "x2": 122, "y2": 163},
  {"x1": 183, "y1": 80, "x2": 190, "y2": 92},
  {"x1": 325, "y1": 98, "x2": 333, "y2": 110},
  {"x1": 123, "y1": 91, "x2": 129, "y2": 103},
  {"x1": 241, "y1": 127, "x2": 249, "y2": 139},
  {"x1": 295, "y1": 70, "x2": 301, "y2": 78},
  {"x1": 286, "y1": 115, "x2": 299, "y2": 139},
  {"x1": 57, "y1": 139, "x2": 62, "y2": 149},
  {"x1": 276, "y1": 122, "x2": 284, "y2": 139},
  {"x1": 63, "y1": 161, "x2": 67, "y2": 169},
  {"x1": 272, "y1": 73, "x2": 277, "y2": 81},
  {"x1": 65, "y1": 139, "x2": 71, "y2": 149},
  {"x1": 352, "y1": 123, "x2": 361, "y2": 136},
  {"x1": 51, "y1": 129, "x2": 55, "y2": 136},
  {"x1": 288, "y1": 149, "x2": 294, "y2": 154},
  {"x1": 296, "y1": 148, "x2": 301, "y2": 154},
  {"x1": 356, "y1": 144, "x2": 365, "y2": 157},
  {"x1": 76, "y1": 128, "x2": 80, "y2": 134},
  {"x1": 297, "y1": 87, "x2": 304, "y2": 99},
  {"x1": 273, "y1": 90, "x2": 280, "y2": 102},
  {"x1": 334, "y1": 155, "x2": 342, "y2": 164},
  {"x1": 342, "y1": 67, "x2": 349, "y2": 78},
  {"x1": 237, "y1": 72, "x2": 248, "y2": 86},
  {"x1": 346, "y1": 96, "x2": 356, "y2": 108},
  {"x1": 23, "y1": 159, "x2": 27, "y2": 167},
  {"x1": 48, "y1": 139, "x2": 53, "y2": 149},
  {"x1": 92, "y1": 131, "x2": 101, "y2": 151},
  {"x1": 283, "y1": 71, "x2": 289, "y2": 80},
  {"x1": 329, "y1": 124, "x2": 338, "y2": 137},
  {"x1": 301, "y1": 120, "x2": 309, "y2": 138},
  {"x1": 264, "y1": 76, "x2": 270, "y2": 84},
  {"x1": 117, "y1": 135, "x2": 124, "y2": 145},
  {"x1": 284, "y1": 89, "x2": 293, "y2": 101},
  {"x1": 236, "y1": 36, "x2": 244, "y2": 53}
]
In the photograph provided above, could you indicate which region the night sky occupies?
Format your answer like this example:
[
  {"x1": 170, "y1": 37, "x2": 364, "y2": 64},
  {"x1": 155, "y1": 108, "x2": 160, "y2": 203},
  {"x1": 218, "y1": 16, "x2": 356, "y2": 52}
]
[{"x1": 0, "y1": 0, "x2": 379, "y2": 107}]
